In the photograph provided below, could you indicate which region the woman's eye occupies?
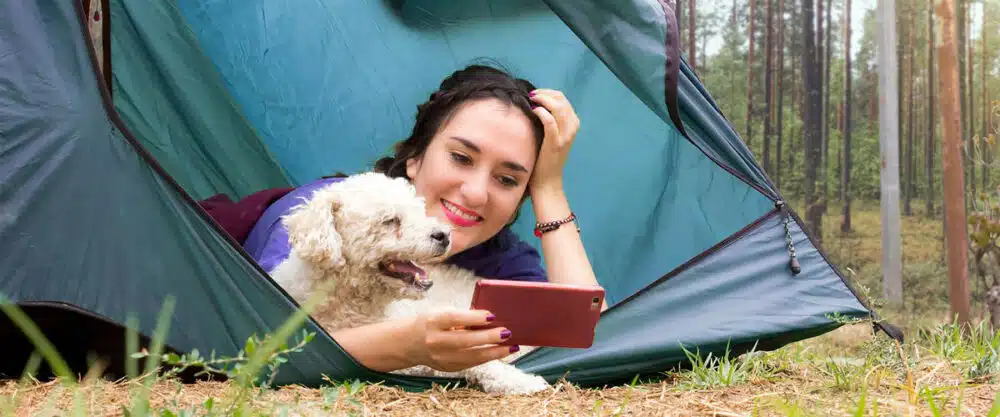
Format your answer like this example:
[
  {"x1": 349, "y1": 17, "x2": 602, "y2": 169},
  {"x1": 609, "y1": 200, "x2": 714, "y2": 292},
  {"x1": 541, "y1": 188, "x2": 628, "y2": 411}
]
[
  {"x1": 498, "y1": 176, "x2": 518, "y2": 188},
  {"x1": 450, "y1": 152, "x2": 472, "y2": 165}
]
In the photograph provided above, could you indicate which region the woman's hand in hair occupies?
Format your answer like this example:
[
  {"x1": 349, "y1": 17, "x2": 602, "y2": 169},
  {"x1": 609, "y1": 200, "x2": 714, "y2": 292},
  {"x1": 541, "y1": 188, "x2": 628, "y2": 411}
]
[{"x1": 528, "y1": 89, "x2": 580, "y2": 194}]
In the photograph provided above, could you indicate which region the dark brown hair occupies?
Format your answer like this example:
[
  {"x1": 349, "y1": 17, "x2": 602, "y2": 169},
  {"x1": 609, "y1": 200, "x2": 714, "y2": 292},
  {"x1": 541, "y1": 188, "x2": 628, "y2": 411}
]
[
  {"x1": 372, "y1": 64, "x2": 545, "y2": 230},
  {"x1": 373, "y1": 64, "x2": 544, "y2": 178}
]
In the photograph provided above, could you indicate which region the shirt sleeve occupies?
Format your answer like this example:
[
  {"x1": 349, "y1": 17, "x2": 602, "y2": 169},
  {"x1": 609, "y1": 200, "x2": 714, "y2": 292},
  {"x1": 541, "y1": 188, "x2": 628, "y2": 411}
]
[
  {"x1": 253, "y1": 223, "x2": 292, "y2": 273},
  {"x1": 242, "y1": 212, "x2": 293, "y2": 274}
]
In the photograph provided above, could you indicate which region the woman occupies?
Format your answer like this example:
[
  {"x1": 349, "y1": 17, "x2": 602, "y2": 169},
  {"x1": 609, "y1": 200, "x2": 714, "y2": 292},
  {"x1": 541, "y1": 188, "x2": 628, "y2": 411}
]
[{"x1": 244, "y1": 64, "x2": 601, "y2": 373}]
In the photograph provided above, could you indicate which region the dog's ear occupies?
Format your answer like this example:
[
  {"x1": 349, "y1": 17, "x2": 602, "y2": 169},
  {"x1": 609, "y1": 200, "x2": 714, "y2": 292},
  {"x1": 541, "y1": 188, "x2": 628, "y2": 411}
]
[{"x1": 282, "y1": 190, "x2": 346, "y2": 270}]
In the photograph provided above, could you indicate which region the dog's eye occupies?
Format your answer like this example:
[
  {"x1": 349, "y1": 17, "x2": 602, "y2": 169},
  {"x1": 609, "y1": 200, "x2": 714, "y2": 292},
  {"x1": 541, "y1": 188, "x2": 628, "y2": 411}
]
[{"x1": 383, "y1": 216, "x2": 401, "y2": 227}]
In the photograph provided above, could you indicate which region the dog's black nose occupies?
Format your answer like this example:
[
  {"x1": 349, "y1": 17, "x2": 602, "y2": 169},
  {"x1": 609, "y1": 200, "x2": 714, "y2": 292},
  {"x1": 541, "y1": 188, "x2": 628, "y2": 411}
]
[{"x1": 431, "y1": 231, "x2": 449, "y2": 246}]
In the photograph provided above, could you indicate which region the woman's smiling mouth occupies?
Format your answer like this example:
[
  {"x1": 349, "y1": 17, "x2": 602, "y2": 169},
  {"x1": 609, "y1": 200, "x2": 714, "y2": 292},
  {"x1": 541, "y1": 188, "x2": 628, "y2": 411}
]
[{"x1": 441, "y1": 199, "x2": 483, "y2": 227}]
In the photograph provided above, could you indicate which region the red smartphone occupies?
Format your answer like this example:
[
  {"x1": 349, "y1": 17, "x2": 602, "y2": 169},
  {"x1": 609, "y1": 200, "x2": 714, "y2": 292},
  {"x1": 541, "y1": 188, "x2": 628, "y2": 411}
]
[{"x1": 469, "y1": 279, "x2": 605, "y2": 349}]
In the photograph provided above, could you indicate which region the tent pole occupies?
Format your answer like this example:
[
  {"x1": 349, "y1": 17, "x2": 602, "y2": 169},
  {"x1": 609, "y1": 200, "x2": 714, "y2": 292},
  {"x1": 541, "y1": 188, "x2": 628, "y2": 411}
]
[{"x1": 877, "y1": 0, "x2": 904, "y2": 305}]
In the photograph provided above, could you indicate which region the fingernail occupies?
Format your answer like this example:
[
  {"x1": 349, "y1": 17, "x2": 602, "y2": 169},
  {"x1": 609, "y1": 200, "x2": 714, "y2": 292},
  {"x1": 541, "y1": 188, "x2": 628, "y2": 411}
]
[
  {"x1": 530, "y1": 104, "x2": 538, "y2": 109},
  {"x1": 500, "y1": 329, "x2": 512, "y2": 339},
  {"x1": 509, "y1": 345, "x2": 520, "y2": 353},
  {"x1": 529, "y1": 91, "x2": 536, "y2": 97},
  {"x1": 486, "y1": 314, "x2": 496, "y2": 322}
]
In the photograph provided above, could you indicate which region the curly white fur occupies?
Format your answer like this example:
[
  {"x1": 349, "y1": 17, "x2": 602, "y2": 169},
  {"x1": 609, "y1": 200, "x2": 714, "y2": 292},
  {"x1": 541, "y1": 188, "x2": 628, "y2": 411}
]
[
  {"x1": 269, "y1": 172, "x2": 550, "y2": 395},
  {"x1": 270, "y1": 172, "x2": 451, "y2": 331}
]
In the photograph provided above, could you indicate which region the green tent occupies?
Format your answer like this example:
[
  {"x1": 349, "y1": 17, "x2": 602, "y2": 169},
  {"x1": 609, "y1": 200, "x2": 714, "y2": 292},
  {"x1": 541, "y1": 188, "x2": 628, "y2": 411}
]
[{"x1": 0, "y1": 0, "x2": 899, "y2": 389}]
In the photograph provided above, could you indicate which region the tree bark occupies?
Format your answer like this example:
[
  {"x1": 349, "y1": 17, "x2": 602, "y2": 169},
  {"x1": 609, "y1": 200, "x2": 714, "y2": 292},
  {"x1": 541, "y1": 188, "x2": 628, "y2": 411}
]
[
  {"x1": 775, "y1": 0, "x2": 785, "y2": 190},
  {"x1": 981, "y1": 22, "x2": 988, "y2": 191},
  {"x1": 968, "y1": 14, "x2": 976, "y2": 199},
  {"x1": 818, "y1": 0, "x2": 827, "y2": 205},
  {"x1": 840, "y1": 0, "x2": 852, "y2": 233},
  {"x1": 898, "y1": 2, "x2": 905, "y2": 194},
  {"x1": 802, "y1": 0, "x2": 824, "y2": 241},
  {"x1": 689, "y1": 0, "x2": 696, "y2": 71},
  {"x1": 764, "y1": 0, "x2": 773, "y2": 174},
  {"x1": 746, "y1": 0, "x2": 756, "y2": 148},
  {"x1": 956, "y1": 0, "x2": 968, "y2": 209},
  {"x1": 982, "y1": 7, "x2": 989, "y2": 191},
  {"x1": 926, "y1": 0, "x2": 936, "y2": 219},
  {"x1": 789, "y1": 2, "x2": 799, "y2": 180},
  {"x1": 905, "y1": 0, "x2": 916, "y2": 216},
  {"x1": 823, "y1": 0, "x2": 832, "y2": 204},
  {"x1": 935, "y1": 0, "x2": 970, "y2": 327}
]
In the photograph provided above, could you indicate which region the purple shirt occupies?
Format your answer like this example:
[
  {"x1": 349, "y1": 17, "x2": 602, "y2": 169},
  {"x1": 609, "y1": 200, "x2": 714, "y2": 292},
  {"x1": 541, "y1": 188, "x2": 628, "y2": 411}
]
[{"x1": 243, "y1": 177, "x2": 548, "y2": 282}]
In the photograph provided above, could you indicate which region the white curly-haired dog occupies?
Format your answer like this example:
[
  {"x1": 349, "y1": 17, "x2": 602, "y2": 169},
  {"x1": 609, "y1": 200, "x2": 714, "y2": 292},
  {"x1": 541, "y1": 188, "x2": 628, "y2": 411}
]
[
  {"x1": 269, "y1": 172, "x2": 550, "y2": 395},
  {"x1": 270, "y1": 172, "x2": 450, "y2": 331}
]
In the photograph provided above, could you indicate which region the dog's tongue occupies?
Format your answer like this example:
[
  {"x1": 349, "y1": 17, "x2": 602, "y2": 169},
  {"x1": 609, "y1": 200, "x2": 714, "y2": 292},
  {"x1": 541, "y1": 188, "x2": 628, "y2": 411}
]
[
  {"x1": 388, "y1": 261, "x2": 431, "y2": 289},
  {"x1": 389, "y1": 260, "x2": 423, "y2": 276}
]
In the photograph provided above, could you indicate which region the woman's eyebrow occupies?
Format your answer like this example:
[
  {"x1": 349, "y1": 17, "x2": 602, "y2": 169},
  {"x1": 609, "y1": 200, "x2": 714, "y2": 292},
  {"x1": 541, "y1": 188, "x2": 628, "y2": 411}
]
[{"x1": 450, "y1": 136, "x2": 529, "y2": 173}]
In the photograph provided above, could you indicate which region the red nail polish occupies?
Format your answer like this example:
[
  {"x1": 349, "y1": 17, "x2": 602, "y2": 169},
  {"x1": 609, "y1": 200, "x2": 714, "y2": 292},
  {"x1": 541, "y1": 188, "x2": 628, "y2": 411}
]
[
  {"x1": 486, "y1": 314, "x2": 496, "y2": 322},
  {"x1": 509, "y1": 345, "x2": 520, "y2": 353},
  {"x1": 501, "y1": 329, "x2": 511, "y2": 339}
]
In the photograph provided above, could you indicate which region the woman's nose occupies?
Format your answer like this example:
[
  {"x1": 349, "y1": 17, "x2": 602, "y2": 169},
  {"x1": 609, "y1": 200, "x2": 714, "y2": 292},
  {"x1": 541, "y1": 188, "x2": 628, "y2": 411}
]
[{"x1": 460, "y1": 173, "x2": 489, "y2": 208}]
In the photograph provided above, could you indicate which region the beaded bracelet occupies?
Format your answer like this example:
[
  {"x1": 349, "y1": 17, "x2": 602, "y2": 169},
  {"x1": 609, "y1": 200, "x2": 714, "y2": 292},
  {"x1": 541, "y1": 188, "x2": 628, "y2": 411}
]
[{"x1": 533, "y1": 212, "x2": 579, "y2": 237}]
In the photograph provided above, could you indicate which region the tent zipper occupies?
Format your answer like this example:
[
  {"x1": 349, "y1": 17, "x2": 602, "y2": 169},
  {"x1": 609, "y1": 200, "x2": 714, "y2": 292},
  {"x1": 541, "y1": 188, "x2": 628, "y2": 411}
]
[{"x1": 775, "y1": 200, "x2": 801, "y2": 275}]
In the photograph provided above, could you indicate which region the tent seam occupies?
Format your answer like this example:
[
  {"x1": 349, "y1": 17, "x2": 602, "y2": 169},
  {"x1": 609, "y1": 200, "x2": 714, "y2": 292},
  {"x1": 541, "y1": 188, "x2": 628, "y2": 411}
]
[{"x1": 652, "y1": 0, "x2": 778, "y2": 202}]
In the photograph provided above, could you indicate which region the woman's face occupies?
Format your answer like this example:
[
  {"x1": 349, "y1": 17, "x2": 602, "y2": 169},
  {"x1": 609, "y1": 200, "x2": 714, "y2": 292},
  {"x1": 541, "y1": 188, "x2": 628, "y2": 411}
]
[{"x1": 406, "y1": 98, "x2": 538, "y2": 256}]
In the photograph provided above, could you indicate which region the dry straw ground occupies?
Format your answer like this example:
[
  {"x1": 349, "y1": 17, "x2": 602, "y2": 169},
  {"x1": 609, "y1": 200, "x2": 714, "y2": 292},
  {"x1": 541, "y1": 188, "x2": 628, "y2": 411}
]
[{"x1": 1, "y1": 206, "x2": 998, "y2": 416}]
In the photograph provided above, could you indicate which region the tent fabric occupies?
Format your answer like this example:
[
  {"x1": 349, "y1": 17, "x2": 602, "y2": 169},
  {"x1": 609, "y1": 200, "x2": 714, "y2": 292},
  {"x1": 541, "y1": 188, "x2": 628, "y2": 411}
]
[
  {"x1": 0, "y1": 0, "x2": 455, "y2": 391},
  {"x1": 543, "y1": 0, "x2": 777, "y2": 199},
  {"x1": 0, "y1": 0, "x2": 888, "y2": 391},
  {"x1": 515, "y1": 208, "x2": 869, "y2": 385},
  {"x1": 107, "y1": 0, "x2": 292, "y2": 200},
  {"x1": 174, "y1": 0, "x2": 778, "y2": 306}
]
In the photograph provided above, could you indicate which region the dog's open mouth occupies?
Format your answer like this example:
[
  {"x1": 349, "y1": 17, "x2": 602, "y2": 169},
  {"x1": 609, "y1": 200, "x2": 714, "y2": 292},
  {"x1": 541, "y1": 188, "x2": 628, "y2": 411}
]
[{"x1": 378, "y1": 260, "x2": 432, "y2": 290}]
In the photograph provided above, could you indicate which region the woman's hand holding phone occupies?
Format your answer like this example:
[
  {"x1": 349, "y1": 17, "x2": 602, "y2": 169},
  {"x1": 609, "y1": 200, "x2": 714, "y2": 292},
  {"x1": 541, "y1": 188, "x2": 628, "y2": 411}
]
[{"x1": 403, "y1": 308, "x2": 519, "y2": 372}]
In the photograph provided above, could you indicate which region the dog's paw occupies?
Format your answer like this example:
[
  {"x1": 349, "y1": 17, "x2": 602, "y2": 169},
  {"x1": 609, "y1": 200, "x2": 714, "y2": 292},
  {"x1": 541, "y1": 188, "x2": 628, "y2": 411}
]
[{"x1": 478, "y1": 372, "x2": 550, "y2": 395}]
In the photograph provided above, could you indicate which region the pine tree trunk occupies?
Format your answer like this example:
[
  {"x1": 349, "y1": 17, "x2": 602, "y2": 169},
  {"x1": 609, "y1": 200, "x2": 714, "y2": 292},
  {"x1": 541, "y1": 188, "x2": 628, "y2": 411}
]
[
  {"x1": 689, "y1": 0, "x2": 696, "y2": 71},
  {"x1": 817, "y1": 0, "x2": 827, "y2": 204},
  {"x1": 731, "y1": 0, "x2": 737, "y2": 100},
  {"x1": 763, "y1": 0, "x2": 773, "y2": 174},
  {"x1": 982, "y1": 9, "x2": 989, "y2": 191},
  {"x1": 747, "y1": 0, "x2": 756, "y2": 148},
  {"x1": 896, "y1": 1, "x2": 911, "y2": 189},
  {"x1": 956, "y1": 0, "x2": 969, "y2": 209},
  {"x1": 802, "y1": 0, "x2": 824, "y2": 241},
  {"x1": 775, "y1": 0, "x2": 785, "y2": 190},
  {"x1": 905, "y1": 0, "x2": 916, "y2": 216},
  {"x1": 935, "y1": 0, "x2": 971, "y2": 328},
  {"x1": 823, "y1": 0, "x2": 832, "y2": 202},
  {"x1": 926, "y1": 0, "x2": 936, "y2": 219},
  {"x1": 840, "y1": 0, "x2": 852, "y2": 233},
  {"x1": 968, "y1": 13, "x2": 976, "y2": 198},
  {"x1": 789, "y1": 2, "x2": 799, "y2": 182},
  {"x1": 676, "y1": 0, "x2": 683, "y2": 43}
]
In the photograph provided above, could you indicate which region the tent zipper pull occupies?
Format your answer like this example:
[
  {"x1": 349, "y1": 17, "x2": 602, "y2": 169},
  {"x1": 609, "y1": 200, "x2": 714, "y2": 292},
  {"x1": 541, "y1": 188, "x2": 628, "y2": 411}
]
[{"x1": 776, "y1": 201, "x2": 801, "y2": 275}]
